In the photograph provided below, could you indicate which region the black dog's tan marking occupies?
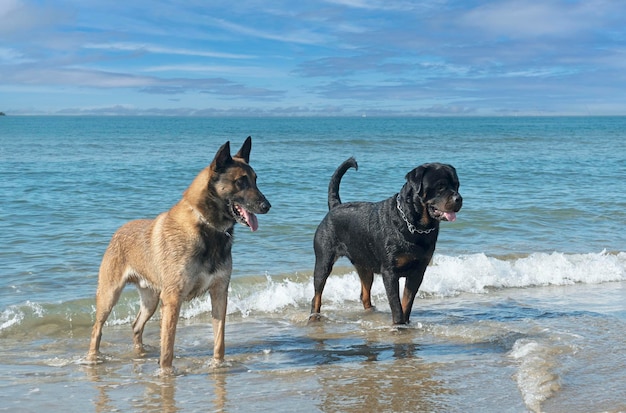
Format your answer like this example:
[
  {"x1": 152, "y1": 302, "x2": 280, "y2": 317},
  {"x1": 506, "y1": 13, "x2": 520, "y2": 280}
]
[
  {"x1": 309, "y1": 157, "x2": 462, "y2": 325},
  {"x1": 88, "y1": 137, "x2": 270, "y2": 371}
]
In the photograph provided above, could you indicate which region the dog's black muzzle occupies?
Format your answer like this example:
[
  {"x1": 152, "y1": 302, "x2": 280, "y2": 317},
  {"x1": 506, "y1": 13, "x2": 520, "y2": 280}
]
[
  {"x1": 258, "y1": 198, "x2": 271, "y2": 214},
  {"x1": 451, "y1": 193, "x2": 463, "y2": 211}
]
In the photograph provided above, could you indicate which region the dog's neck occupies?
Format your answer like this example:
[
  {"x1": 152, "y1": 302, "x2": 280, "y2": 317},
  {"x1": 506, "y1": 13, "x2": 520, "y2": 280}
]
[
  {"x1": 395, "y1": 194, "x2": 436, "y2": 235},
  {"x1": 182, "y1": 198, "x2": 232, "y2": 237}
]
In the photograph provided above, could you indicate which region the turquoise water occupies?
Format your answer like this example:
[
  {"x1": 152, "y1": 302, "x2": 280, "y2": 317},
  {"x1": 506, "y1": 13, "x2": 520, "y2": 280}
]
[{"x1": 1, "y1": 116, "x2": 625, "y2": 412}]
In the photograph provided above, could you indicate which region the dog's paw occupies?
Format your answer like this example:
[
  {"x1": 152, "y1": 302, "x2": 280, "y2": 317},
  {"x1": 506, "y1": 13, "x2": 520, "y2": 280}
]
[
  {"x1": 80, "y1": 352, "x2": 111, "y2": 365},
  {"x1": 209, "y1": 358, "x2": 226, "y2": 368},
  {"x1": 206, "y1": 358, "x2": 249, "y2": 373},
  {"x1": 390, "y1": 323, "x2": 412, "y2": 332},
  {"x1": 133, "y1": 343, "x2": 157, "y2": 357},
  {"x1": 156, "y1": 365, "x2": 179, "y2": 376},
  {"x1": 307, "y1": 313, "x2": 323, "y2": 324}
]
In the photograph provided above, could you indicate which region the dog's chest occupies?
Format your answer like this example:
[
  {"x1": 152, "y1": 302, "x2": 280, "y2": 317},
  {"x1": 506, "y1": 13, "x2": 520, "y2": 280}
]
[
  {"x1": 182, "y1": 233, "x2": 233, "y2": 300},
  {"x1": 183, "y1": 261, "x2": 231, "y2": 301},
  {"x1": 391, "y1": 241, "x2": 435, "y2": 273}
]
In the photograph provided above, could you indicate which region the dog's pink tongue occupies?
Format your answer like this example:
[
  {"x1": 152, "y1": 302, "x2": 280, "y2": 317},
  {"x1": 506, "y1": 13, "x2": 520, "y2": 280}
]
[
  {"x1": 444, "y1": 212, "x2": 457, "y2": 222},
  {"x1": 242, "y1": 208, "x2": 259, "y2": 232}
]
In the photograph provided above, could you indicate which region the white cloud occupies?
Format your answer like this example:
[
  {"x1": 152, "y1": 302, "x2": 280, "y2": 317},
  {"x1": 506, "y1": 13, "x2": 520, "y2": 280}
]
[
  {"x1": 83, "y1": 42, "x2": 254, "y2": 59},
  {"x1": 0, "y1": 0, "x2": 20, "y2": 17},
  {"x1": 322, "y1": 0, "x2": 435, "y2": 11},
  {"x1": 208, "y1": 17, "x2": 331, "y2": 45},
  {"x1": 1, "y1": 66, "x2": 153, "y2": 88},
  {"x1": 0, "y1": 47, "x2": 25, "y2": 63},
  {"x1": 0, "y1": 0, "x2": 68, "y2": 34},
  {"x1": 141, "y1": 64, "x2": 281, "y2": 78},
  {"x1": 460, "y1": 0, "x2": 614, "y2": 38}
]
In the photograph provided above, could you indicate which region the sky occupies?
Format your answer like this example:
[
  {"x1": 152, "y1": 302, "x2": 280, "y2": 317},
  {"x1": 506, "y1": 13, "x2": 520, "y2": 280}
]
[{"x1": 1, "y1": 0, "x2": 625, "y2": 116}]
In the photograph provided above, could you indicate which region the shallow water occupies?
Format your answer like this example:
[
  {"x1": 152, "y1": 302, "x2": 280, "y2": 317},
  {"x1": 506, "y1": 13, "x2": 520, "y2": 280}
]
[
  {"x1": 1, "y1": 116, "x2": 625, "y2": 412},
  {"x1": 1, "y1": 281, "x2": 625, "y2": 412}
]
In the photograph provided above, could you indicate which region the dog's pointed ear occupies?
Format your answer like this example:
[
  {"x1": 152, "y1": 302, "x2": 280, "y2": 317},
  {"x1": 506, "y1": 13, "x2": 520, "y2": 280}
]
[
  {"x1": 405, "y1": 164, "x2": 427, "y2": 196},
  {"x1": 234, "y1": 136, "x2": 252, "y2": 164},
  {"x1": 211, "y1": 141, "x2": 232, "y2": 171}
]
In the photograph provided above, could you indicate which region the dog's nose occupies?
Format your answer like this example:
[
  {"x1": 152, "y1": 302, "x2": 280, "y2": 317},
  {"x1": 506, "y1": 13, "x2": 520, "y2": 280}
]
[
  {"x1": 453, "y1": 194, "x2": 463, "y2": 210},
  {"x1": 259, "y1": 199, "x2": 271, "y2": 214}
]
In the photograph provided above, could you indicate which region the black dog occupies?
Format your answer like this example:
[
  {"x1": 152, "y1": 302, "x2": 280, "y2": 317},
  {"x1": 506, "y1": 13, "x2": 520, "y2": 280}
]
[{"x1": 309, "y1": 157, "x2": 462, "y2": 325}]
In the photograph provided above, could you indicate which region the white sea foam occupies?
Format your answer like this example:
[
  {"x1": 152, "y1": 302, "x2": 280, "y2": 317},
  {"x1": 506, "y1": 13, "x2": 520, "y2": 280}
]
[
  {"x1": 216, "y1": 251, "x2": 626, "y2": 317},
  {"x1": 2, "y1": 252, "x2": 624, "y2": 329},
  {"x1": 509, "y1": 338, "x2": 570, "y2": 413},
  {"x1": 0, "y1": 301, "x2": 45, "y2": 332},
  {"x1": 0, "y1": 307, "x2": 24, "y2": 331},
  {"x1": 423, "y1": 250, "x2": 626, "y2": 295}
]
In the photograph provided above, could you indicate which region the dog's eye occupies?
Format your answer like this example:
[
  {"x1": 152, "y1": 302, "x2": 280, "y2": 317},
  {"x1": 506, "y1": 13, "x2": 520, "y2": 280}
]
[{"x1": 236, "y1": 177, "x2": 250, "y2": 190}]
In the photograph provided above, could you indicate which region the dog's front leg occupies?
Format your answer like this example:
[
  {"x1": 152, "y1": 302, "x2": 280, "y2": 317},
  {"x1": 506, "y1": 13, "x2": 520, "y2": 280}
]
[
  {"x1": 401, "y1": 270, "x2": 426, "y2": 323},
  {"x1": 159, "y1": 292, "x2": 183, "y2": 370},
  {"x1": 382, "y1": 271, "x2": 406, "y2": 324},
  {"x1": 209, "y1": 281, "x2": 229, "y2": 363}
]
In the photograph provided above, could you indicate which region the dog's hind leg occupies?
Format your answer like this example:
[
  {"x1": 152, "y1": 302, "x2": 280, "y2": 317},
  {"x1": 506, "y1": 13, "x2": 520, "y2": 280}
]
[
  {"x1": 309, "y1": 251, "x2": 335, "y2": 321},
  {"x1": 88, "y1": 263, "x2": 127, "y2": 359},
  {"x1": 355, "y1": 266, "x2": 375, "y2": 310},
  {"x1": 132, "y1": 286, "x2": 160, "y2": 352}
]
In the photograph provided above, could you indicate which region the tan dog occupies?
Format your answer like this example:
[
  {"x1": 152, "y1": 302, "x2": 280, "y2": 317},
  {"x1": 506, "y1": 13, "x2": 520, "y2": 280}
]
[{"x1": 87, "y1": 137, "x2": 270, "y2": 371}]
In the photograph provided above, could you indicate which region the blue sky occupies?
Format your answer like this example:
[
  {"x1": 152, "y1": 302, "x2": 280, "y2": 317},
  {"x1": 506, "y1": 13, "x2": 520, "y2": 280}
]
[{"x1": 1, "y1": 0, "x2": 625, "y2": 116}]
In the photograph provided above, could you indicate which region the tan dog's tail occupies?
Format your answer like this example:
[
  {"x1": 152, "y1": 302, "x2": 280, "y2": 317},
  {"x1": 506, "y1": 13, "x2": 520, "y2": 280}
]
[{"x1": 327, "y1": 157, "x2": 358, "y2": 210}]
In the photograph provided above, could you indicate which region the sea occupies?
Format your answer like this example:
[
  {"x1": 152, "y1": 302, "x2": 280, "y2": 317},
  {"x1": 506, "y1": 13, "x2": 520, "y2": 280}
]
[{"x1": 0, "y1": 116, "x2": 625, "y2": 413}]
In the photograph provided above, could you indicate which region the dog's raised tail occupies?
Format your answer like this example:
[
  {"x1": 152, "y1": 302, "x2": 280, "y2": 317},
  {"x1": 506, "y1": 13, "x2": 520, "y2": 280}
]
[{"x1": 328, "y1": 157, "x2": 358, "y2": 210}]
